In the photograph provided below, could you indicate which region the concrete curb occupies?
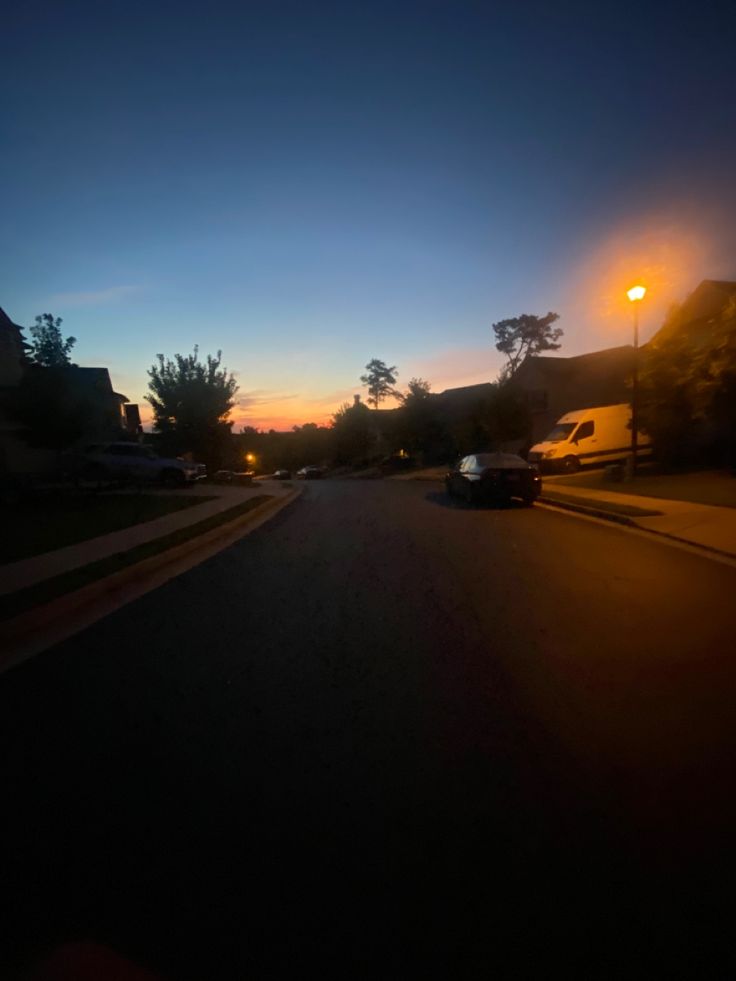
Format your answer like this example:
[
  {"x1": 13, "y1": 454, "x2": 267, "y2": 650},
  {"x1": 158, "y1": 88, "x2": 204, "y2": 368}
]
[
  {"x1": 538, "y1": 494, "x2": 637, "y2": 527},
  {"x1": 0, "y1": 488, "x2": 301, "y2": 675},
  {"x1": 539, "y1": 494, "x2": 736, "y2": 563}
]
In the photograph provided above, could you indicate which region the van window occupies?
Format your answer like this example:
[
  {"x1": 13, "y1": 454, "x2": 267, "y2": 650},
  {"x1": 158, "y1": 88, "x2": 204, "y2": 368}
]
[
  {"x1": 573, "y1": 421, "x2": 594, "y2": 442},
  {"x1": 544, "y1": 423, "x2": 576, "y2": 442}
]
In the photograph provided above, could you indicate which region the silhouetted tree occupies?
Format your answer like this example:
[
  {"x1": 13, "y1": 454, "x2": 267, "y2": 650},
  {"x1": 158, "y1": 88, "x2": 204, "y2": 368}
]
[
  {"x1": 360, "y1": 359, "x2": 398, "y2": 409},
  {"x1": 396, "y1": 377, "x2": 432, "y2": 405},
  {"x1": 639, "y1": 297, "x2": 736, "y2": 466},
  {"x1": 28, "y1": 313, "x2": 76, "y2": 367},
  {"x1": 146, "y1": 347, "x2": 238, "y2": 469},
  {"x1": 492, "y1": 312, "x2": 562, "y2": 379}
]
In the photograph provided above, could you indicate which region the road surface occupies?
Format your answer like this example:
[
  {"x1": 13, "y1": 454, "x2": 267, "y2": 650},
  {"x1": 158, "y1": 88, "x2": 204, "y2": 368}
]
[{"x1": 2, "y1": 480, "x2": 735, "y2": 978}]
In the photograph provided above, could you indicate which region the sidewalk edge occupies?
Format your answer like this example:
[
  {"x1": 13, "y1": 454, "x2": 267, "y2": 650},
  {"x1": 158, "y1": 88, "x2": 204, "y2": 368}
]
[
  {"x1": 539, "y1": 495, "x2": 736, "y2": 562},
  {"x1": 0, "y1": 488, "x2": 301, "y2": 674}
]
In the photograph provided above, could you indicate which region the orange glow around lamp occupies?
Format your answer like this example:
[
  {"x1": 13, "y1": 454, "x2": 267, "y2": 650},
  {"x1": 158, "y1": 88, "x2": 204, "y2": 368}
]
[{"x1": 627, "y1": 286, "x2": 646, "y2": 475}]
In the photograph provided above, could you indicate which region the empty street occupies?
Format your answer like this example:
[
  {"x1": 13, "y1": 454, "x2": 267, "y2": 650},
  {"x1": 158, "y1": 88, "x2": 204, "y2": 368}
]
[{"x1": 2, "y1": 480, "x2": 735, "y2": 979}]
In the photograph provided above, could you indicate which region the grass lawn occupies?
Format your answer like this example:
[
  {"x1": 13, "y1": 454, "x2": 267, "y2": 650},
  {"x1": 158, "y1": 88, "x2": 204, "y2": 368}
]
[
  {"x1": 547, "y1": 468, "x2": 736, "y2": 509},
  {"x1": 0, "y1": 495, "x2": 273, "y2": 622},
  {"x1": 1, "y1": 492, "x2": 216, "y2": 565}
]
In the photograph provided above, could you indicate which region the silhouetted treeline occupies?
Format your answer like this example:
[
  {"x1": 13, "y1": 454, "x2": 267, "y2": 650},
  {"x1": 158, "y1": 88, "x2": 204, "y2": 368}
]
[{"x1": 223, "y1": 384, "x2": 530, "y2": 473}]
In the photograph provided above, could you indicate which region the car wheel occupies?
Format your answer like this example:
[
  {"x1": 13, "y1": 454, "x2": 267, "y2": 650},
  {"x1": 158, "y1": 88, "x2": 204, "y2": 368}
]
[
  {"x1": 162, "y1": 469, "x2": 185, "y2": 489},
  {"x1": 521, "y1": 494, "x2": 536, "y2": 507},
  {"x1": 445, "y1": 478, "x2": 455, "y2": 498},
  {"x1": 561, "y1": 455, "x2": 580, "y2": 474},
  {"x1": 463, "y1": 482, "x2": 476, "y2": 506}
]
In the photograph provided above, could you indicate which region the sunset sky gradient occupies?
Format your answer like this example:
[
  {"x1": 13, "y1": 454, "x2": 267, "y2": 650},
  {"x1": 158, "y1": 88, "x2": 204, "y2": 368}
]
[{"x1": 4, "y1": 0, "x2": 736, "y2": 430}]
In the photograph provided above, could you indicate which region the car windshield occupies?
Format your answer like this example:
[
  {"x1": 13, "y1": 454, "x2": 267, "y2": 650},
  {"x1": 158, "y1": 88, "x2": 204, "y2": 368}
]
[
  {"x1": 475, "y1": 453, "x2": 526, "y2": 469},
  {"x1": 544, "y1": 423, "x2": 577, "y2": 442}
]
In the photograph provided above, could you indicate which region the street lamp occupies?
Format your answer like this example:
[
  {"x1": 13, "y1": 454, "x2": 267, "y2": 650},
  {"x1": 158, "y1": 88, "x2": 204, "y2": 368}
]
[{"x1": 626, "y1": 285, "x2": 647, "y2": 476}]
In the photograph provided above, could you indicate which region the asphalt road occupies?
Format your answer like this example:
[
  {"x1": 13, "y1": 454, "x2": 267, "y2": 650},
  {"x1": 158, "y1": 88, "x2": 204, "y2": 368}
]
[{"x1": 2, "y1": 480, "x2": 735, "y2": 978}]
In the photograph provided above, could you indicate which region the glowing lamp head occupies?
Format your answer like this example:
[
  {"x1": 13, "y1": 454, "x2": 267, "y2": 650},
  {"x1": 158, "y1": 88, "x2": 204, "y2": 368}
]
[
  {"x1": 627, "y1": 285, "x2": 646, "y2": 302},
  {"x1": 245, "y1": 452, "x2": 256, "y2": 464}
]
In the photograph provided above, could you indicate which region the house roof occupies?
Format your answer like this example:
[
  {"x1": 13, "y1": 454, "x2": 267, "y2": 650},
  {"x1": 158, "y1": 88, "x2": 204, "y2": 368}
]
[
  {"x1": 511, "y1": 345, "x2": 634, "y2": 382},
  {"x1": 437, "y1": 382, "x2": 494, "y2": 400},
  {"x1": 0, "y1": 306, "x2": 30, "y2": 349},
  {"x1": 675, "y1": 279, "x2": 736, "y2": 326},
  {"x1": 62, "y1": 366, "x2": 130, "y2": 403}
]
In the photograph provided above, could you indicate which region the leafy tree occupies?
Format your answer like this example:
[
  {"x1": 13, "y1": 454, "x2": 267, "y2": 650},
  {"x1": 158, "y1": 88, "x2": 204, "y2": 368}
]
[
  {"x1": 146, "y1": 347, "x2": 238, "y2": 469},
  {"x1": 492, "y1": 312, "x2": 562, "y2": 379},
  {"x1": 28, "y1": 313, "x2": 76, "y2": 367},
  {"x1": 639, "y1": 298, "x2": 736, "y2": 466},
  {"x1": 360, "y1": 358, "x2": 398, "y2": 409},
  {"x1": 397, "y1": 377, "x2": 432, "y2": 405}
]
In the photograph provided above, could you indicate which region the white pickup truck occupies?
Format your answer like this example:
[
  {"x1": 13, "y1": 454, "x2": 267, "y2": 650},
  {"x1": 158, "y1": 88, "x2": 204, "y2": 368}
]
[{"x1": 80, "y1": 442, "x2": 206, "y2": 487}]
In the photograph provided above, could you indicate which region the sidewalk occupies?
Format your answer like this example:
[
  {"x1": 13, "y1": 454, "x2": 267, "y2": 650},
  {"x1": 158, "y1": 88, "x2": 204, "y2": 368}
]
[
  {"x1": 541, "y1": 479, "x2": 736, "y2": 558},
  {"x1": 0, "y1": 481, "x2": 293, "y2": 597}
]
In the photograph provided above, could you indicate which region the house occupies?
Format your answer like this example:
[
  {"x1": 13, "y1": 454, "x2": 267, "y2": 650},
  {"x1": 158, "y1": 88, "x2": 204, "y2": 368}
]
[
  {"x1": 61, "y1": 366, "x2": 132, "y2": 437},
  {"x1": 0, "y1": 306, "x2": 143, "y2": 476},
  {"x1": 507, "y1": 279, "x2": 736, "y2": 443},
  {"x1": 508, "y1": 345, "x2": 636, "y2": 443},
  {"x1": 0, "y1": 307, "x2": 28, "y2": 385}
]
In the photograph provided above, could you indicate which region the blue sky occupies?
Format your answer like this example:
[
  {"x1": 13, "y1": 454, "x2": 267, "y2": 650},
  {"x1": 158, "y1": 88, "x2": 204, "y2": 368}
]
[{"x1": 4, "y1": 0, "x2": 736, "y2": 428}]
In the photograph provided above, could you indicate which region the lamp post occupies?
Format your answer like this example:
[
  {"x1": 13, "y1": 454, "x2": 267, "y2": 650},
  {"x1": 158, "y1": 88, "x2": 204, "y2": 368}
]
[{"x1": 626, "y1": 285, "x2": 646, "y2": 476}]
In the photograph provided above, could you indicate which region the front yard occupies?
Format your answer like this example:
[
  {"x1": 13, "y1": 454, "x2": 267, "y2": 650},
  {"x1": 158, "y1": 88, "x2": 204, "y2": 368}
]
[{"x1": 1, "y1": 492, "x2": 215, "y2": 565}]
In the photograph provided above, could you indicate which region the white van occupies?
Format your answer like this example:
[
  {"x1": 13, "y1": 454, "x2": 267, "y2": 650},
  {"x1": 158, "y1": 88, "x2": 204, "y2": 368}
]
[{"x1": 528, "y1": 404, "x2": 652, "y2": 473}]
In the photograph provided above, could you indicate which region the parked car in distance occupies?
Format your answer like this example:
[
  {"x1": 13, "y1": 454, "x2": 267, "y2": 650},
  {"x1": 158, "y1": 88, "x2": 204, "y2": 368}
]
[
  {"x1": 527, "y1": 403, "x2": 653, "y2": 473},
  {"x1": 213, "y1": 469, "x2": 234, "y2": 483},
  {"x1": 445, "y1": 452, "x2": 541, "y2": 506},
  {"x1": 296, "y1": 466, "x2": 323, "y2": 480},
  {"x1": 273, "y1": 469, "x2": 292, "y2": 480},
  {"x1": 79, "y1": 443, "x2": 205, "y2": 488}
]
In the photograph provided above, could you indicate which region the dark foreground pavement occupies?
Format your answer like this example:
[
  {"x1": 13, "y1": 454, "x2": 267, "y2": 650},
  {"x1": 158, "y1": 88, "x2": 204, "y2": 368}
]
[{"x1": 2, "y1": 481, "x2": 735, "y2": 978}]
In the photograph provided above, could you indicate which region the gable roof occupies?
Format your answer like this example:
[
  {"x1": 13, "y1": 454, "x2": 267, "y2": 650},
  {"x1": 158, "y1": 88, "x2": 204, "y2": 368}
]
[
  {"x1": 436, "y1": 382, "x2": 494, "y2": 401},
  {"x1": 0, "y1": 306, "x2": 30, "y2": 348},
  {"x1": 675, "y1": 279, "x2": 736, "y2": 327},
  {"x1": 62, "y1": 367, "x2": 130, "y2": 403}
]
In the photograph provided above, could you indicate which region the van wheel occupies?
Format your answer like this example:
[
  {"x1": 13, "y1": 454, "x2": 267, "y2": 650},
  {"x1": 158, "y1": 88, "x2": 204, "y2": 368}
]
[{"x1": 561, "y1": 455, "x2": 580, "y2": 474}]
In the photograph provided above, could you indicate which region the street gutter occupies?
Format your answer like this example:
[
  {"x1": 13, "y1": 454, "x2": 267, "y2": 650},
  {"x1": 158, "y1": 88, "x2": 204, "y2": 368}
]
[{"x1": 0, "y1": 487, "x2": 302, "y2": 675}]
